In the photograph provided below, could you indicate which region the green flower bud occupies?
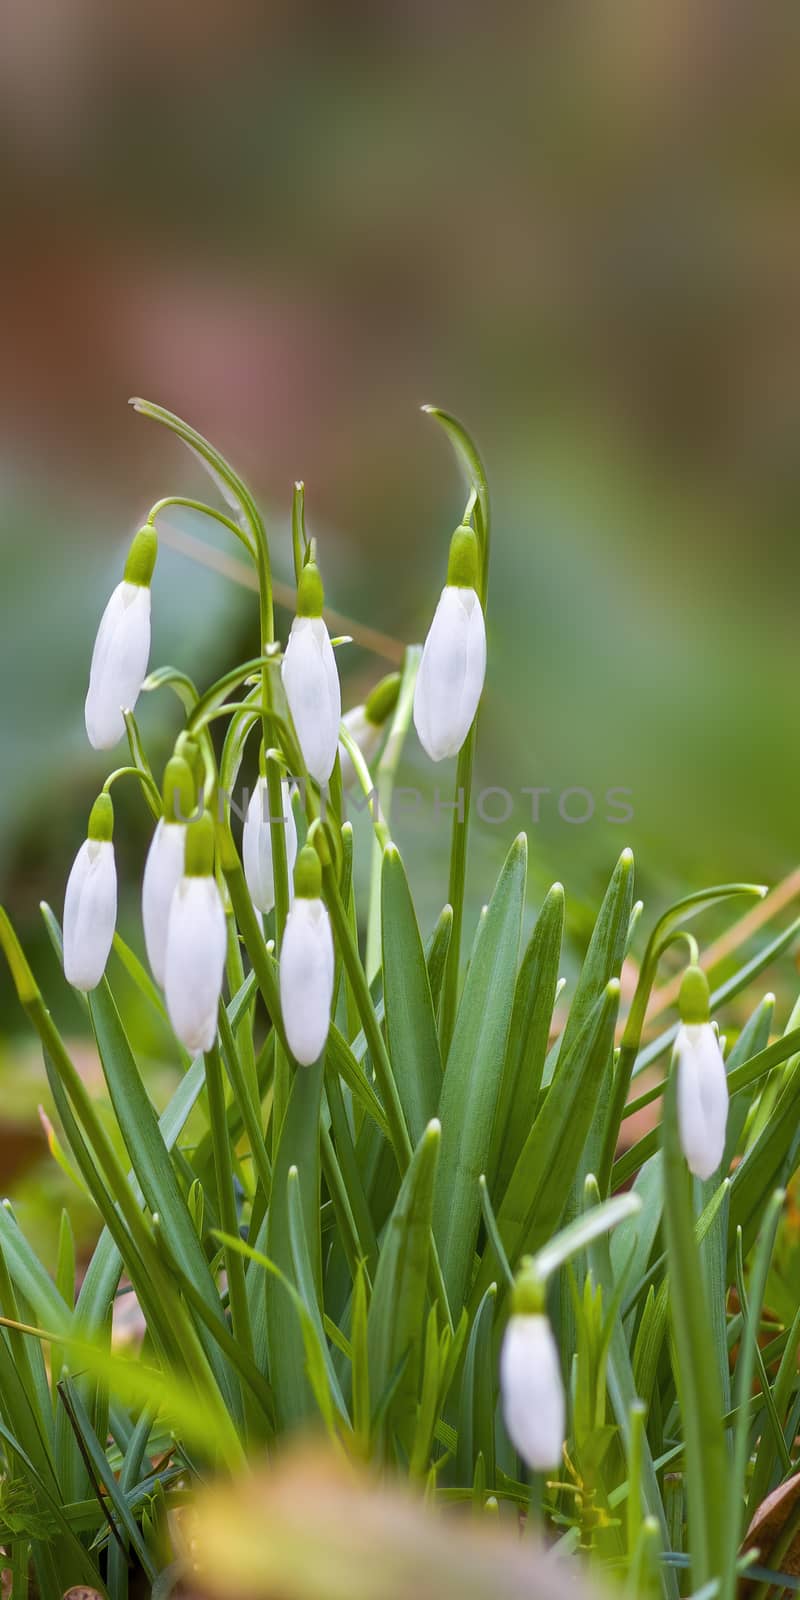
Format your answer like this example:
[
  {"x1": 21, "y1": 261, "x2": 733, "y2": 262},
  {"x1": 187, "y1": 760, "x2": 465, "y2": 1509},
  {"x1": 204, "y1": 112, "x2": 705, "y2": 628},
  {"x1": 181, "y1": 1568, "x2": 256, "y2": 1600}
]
[
  {"x1": 162, "y1": 756, "x2": 196, "y2": 825},
  {"x1": 184, "y1": 811, "x2": 215, "y2": 878},
  {"x1": 446, "y1": 524, "x2": 480, "y2": 590},
  {"x1": 296, "y1": 559, "x2": 325, "y2": 619},
  {"x1": 364, "y1": 672, "x2": 401, "y2": 727},
  {"x1": 123, "y1": 524, "x2": 158, "y2": 588},
  {"x1": 294, "y1": 844, "x2": 323, "y2": 900},
  {"x1": 87, "y1": 793, "x2": 114, "y2": 843},
  {"x1": 679, "y1": 963, "x2": 710, "y2": 1025}
]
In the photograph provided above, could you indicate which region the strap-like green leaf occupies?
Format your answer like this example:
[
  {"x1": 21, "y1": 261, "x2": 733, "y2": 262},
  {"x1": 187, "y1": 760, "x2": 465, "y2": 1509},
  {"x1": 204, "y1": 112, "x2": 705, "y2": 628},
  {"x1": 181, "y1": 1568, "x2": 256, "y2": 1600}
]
[
  {"x1": 266, "y1": 1060, "x2": 324, "y2": 1428},
  {"x1": 456, "y1": 1283, "x2": 497, "y2": 1488},
  {"x1": 477, "y1": 979, "x2": 621, "y2": 1310},
  {"x1": 382, "y1": 844, "x2": 442, "y2": 1146},
  {"x1": 662, "y1": 1067, "x2": 728, "y2": 1588},
  {"x1": 367, "y1": 1119, "x2": 440, "y2": 1454},
  {"x1": 432, "y1": 835, "x2": 526, "y2": 1313},
  {"x1": 490, "y1": 881, "x2": 564, "y2": 1195}
]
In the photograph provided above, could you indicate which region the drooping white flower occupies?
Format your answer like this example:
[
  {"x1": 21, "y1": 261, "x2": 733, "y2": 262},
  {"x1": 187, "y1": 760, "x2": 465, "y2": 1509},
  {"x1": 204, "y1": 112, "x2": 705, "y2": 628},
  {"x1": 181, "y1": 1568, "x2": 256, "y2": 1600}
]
[
  {"x1": 338, "y1": 673, "x2": 400, "y2": 790},
  {"x1": 85, "y1": 525, "x2": 157, "y2": 750},
  {"x1": 281, "y1": 559, "x2": 341, "y2": 786},
  {"x1": 142, "y1": 754, "x2": 197, "y2": 986},
  {"x1": 674, "y1": 963, "x2": 729, "y2": 1181},
  {"x1": 279, "y1": 846, "x2": 334, "y2": 1066},
  {"x1": 164, "y1": 813, "x2": 226, "y2": 1054},
  {"x1": 63, "y1": 794, "x2": 117, "y2": 991},
  {"x1": 500, "y1": 1312, "x2": 565, "y2": 1472},
  {"x1": 142, "y1": 820, "x2": 186, "y2": 985},
  {"x1": 413, "y1": 525, "x2": 486, "y2": 763},
  {"x1": 243, "y1": 775, "x2": 298, "y2": 915},
  {"x1": 675, "y1": 1023, "x2": 729, "y2": 1180}
]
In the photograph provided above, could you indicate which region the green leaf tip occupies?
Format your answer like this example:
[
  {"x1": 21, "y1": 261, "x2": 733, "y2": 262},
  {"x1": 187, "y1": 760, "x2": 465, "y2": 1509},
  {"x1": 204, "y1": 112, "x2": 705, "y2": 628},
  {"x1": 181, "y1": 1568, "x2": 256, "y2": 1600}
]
[{"x1": 0, "y1": 908, "x2": 39, "y2": 1006}]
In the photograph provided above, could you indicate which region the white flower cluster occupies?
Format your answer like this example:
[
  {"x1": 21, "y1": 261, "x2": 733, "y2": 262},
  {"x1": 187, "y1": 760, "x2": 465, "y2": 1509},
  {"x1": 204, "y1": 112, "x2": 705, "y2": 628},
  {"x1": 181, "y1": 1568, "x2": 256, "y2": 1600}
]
[{"x1": 63, "y1": 508, "x2": 489, "y2": 1067}]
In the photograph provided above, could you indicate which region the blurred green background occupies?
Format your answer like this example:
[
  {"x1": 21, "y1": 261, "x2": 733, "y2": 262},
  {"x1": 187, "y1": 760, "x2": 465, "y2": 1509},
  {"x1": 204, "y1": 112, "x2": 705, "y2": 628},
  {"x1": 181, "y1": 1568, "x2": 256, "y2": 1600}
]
[{"x1": 1, "y1": 0, "x2": 799, "y2": 1261}]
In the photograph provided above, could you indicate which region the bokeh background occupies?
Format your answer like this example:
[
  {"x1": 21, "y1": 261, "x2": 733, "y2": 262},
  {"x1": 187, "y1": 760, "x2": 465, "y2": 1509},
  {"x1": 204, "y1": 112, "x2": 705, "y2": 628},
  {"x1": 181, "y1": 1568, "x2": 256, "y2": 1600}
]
[{"x1": 1, "y1": 0, "x2": 800, "y2": 1260}]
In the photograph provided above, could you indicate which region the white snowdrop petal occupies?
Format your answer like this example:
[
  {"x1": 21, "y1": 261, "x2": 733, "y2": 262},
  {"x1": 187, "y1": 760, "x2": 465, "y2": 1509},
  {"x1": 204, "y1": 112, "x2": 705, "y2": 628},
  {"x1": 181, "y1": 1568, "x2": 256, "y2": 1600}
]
[
  {"x1": 242, "y1": 777, "x2": 298, "y2": 914},
  {"x1": 142, "y1": 819, "x2": 186, "y2": 987},
  {"x1": 413, "y1": 586, "x2": 486, "y2": 762},
  {"x1": 279, "y1": 897, "x2": 335, "y2": 1065},
  {"x1": 63, "y1": 839, "x2": 117, "y2": 991},
  {"x1": 676, "y1": 1022, "x2": 729, "y2": 1181},
  {"x1": 500, "y1": 1314, "x2": 565, "y2": 1472},
  {"x1": 164, "y1": 877, "x2": 227, "y2": 1054},
  {"x1": 85, "y1": 581, "x2": 152, "y2": 750},
  {"x1": 281, "y1": 617, "x2": 342, "y2": 786}
]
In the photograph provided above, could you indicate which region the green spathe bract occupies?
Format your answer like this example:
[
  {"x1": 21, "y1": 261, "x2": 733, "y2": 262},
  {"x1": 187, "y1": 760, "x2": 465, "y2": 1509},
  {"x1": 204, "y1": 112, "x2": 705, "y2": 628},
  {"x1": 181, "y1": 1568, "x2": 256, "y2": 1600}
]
[{"x1": 0, "y1": 399, "x2": 794, "y2": 1600}]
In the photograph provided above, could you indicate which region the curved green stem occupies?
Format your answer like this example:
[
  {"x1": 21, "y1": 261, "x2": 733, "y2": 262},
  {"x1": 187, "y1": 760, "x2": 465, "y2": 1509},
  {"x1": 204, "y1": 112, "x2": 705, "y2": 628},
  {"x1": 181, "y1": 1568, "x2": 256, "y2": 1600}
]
[
  {"x1": 101, "y1": 765, "x2": 162, "y2": 814},
  {"x1": 132, "y1": 399, "x2": 275, "y2": 643},
  {"x1": 598, "y1": 884, "x2": 766, "y2": 1194},
  {"x1": 148, "y1": 496, "x2": 255, "y2": 560}
]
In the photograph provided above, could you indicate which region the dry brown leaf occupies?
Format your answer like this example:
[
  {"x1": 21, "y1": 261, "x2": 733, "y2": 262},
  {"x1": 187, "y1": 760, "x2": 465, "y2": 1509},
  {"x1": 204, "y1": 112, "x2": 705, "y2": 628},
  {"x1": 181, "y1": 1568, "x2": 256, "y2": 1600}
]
[{"x1": 740, "y1": 1469, "x2": 800, "y2": 1593}]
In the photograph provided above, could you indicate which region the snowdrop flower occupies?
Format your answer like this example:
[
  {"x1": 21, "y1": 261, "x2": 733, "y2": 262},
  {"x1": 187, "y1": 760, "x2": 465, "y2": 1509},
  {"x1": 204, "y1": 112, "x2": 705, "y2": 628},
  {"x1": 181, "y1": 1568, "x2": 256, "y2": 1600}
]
[
  {"x1": 164, "y1": 811, "x2": 226, "y2": 1055},
  {"x1": 279, "y1": 846, "x2": 334, "y2": 1066},
  {"x1": 85, "y1": 524, "x2": 157, "y2": 750},
  {"x1": 338, "y1": 672, "x2": 400, "y2": 790},
  {"x1": 281, "y1": 558, "x2": 341, "y2": 786},
  {"x1": 413, "y1": 523, "x2": 486, "y2": 762},
  {"x1": 675, "y1": 964, "x2": 728, "y2": 1181},
  {"x1": 63, "y1": 794, "x2": 117, "y2": 991},
  {"x1": 243, "y1": 773, "x2": 298, "y2": 915},
  {"x1": 500, "y1": 1273, "x2": 565, "y2": 1472},
  {"x1": 142, "y1": 754, "x2": 196, "y2": 986}
]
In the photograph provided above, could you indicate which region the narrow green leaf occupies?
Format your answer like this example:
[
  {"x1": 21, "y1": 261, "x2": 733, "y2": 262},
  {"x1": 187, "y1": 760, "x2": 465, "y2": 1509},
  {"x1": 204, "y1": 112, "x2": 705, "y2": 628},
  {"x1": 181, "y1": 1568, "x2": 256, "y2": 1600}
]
[
  {"x1": 351, "y1": 1262, "x2": 370, "y2": 1453},
  {"x1": 477, "y1": 980, "x2": 621, "y2": 1308},
  {"x1": 532, "y1": 1191, "x2": 642, "y2": 1282},
  {"x1": 367, "y1": 1119, "x2": 440, "y2": 1454},
  {"x1": 382, "y1": 844, "x2": 442, "y2": 1145},
  {"x1": 662, "y1": 1066, "x2": 728, "y2": 1588},
  {"x1": 266, "y1": 1059, "x2": 323, "y2": 1428},
  {"x1": 58, "y1": 1377, "x2": 156, "y2": 1581},
  {"x1": 286, "y1": 1168, "x2": 349, "y2": 1420},
  {"x1": 584, "y1": 1178, "x2": 676, "y2": 1598},
  {"x1": 553, "y1": 849, "x2": 634, "y2": 1075},
  {"x1": 491, "y1": 882, "x2": 564, "y2": 1195},
  {"x1": 425, "y1": 905, "x2": 453, "y2": 1014},
  {"x1": 457, "y1": 1283, "x2": 497, "y2": 1488},
  {"x1": 88, "y1": 985, "x2": 238, "y2": 1409},
  {"x1": 433, "y1": 834, "x2": 526, "y2": 1313},
  {"x1": 721, "y1": 1196, "x2": 785, "y2": 1600}
]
